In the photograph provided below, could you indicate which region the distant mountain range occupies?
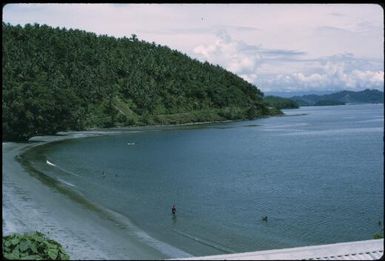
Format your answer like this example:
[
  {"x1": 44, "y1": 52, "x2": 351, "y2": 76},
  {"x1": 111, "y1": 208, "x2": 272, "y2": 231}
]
[{"x1": 290, "y1": 89, "x2": 384, "y2": 106}]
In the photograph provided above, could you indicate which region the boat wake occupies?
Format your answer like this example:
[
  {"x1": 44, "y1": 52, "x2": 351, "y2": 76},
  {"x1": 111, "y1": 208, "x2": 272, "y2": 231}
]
[
  {"x1": 46, "y1": 159, "x2": 56, "y2": 166},
  {"x1": 46, "y1": 159, "x2": 80, "y2": 177}
]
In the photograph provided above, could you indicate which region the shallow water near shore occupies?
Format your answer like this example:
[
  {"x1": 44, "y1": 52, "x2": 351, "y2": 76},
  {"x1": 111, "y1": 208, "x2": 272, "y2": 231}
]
[{"x1": 14, "y1": 104, "x2": 385, "y2": 257}]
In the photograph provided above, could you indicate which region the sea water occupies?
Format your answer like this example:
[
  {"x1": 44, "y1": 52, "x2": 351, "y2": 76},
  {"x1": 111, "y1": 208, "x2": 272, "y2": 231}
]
[{"x1": 22, "y1": 104, "x2": 384, "y2": 257}]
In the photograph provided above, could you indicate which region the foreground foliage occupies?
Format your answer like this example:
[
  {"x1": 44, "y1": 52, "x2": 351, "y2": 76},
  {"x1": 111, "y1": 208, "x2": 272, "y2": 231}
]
[
  {"x1": 3, "y1": 23, "x2": 274, "y2": 141},
  {"x1": 2, "y1": 232, "x2": 70, "y2": 260}
]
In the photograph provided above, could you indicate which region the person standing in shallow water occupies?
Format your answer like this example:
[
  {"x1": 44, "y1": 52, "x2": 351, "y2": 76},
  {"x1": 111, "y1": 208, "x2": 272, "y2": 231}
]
[{"x1": 172, "y1": 204, "x2": 176, "y2": 215}]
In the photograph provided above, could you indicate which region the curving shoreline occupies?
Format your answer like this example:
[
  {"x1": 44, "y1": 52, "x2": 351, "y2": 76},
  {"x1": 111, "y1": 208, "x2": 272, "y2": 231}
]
[
  {"x1": 2, "y1": 131, "x2": 191, "y2": 260},
  {"x1": 2, "y1": 116, "x2": 293, "y2": 259}
]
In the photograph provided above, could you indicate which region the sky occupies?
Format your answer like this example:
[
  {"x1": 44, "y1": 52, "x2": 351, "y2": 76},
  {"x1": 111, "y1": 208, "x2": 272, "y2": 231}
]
[{"x1": 3, "y1": 3, "x2": 384, "y2": 94}]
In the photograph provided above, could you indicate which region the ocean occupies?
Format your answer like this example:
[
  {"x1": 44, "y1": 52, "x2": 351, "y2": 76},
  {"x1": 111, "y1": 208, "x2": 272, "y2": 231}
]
[{"x1": 21, "y1": 104, "x2": 384, "y2": 257}]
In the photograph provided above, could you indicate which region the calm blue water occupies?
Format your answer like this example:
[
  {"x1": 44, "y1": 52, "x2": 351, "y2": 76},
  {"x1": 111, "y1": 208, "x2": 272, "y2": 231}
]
[{"x1": 25, "y1": 104, "x2": 384, "y2": 256}]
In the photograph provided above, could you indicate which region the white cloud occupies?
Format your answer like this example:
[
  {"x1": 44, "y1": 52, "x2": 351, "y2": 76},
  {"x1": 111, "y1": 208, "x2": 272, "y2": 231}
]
[
  {"x1": 259, "y1": 61, "x2": 383, "y2": 92},
  {"x1": 193, "y1": 30, "x2": 262, "y2": 76},
  {"x1": 192, "y1": 30, "x2": 383, "y2": 93},
  {"x1": 351, "y1": 70, "x2": 384, "y2": 86}
]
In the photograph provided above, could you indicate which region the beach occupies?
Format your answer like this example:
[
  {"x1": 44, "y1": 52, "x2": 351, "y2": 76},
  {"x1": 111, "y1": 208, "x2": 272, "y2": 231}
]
[{"x1": 2, "y1": 132, "x2": 187, "y2": 260}]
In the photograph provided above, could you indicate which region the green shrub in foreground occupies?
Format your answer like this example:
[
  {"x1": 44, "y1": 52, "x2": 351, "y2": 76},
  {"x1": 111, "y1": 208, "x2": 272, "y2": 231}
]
[{"x1": 3, "y1": 231, "x2": 70, "y2": 260}]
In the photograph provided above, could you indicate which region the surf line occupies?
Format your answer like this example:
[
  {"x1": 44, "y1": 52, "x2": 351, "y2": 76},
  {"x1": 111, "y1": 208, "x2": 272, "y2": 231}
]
[
  {"x1": 57, "y1": 178, "x2": 76, "y2": 188},
  {"x1": 172, "y1": 229, "x2": 234, "y2": 254},
  {"x1": 135, "y1": 230, "x2": 192, "y2": 258}
]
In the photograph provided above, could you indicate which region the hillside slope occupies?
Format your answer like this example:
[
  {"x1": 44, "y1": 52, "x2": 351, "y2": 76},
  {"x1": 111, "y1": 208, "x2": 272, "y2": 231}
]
[
  {"x1": 3, "y1": 23, "x2": 276, "y2": 141},
  {"x1": 264, "y1": 96, "x2": 299, "y2": 109}
]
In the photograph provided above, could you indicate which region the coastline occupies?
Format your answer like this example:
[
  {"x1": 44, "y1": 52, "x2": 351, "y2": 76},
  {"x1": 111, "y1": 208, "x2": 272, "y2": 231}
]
[
  {"x1": 64, "y1": 112, "x2": 287, "y2": 134},
  {"x1": 3, "y1": 106, "x2": 382, "y2": 259},
  {"x1": 2, "y1": 131, "x2": 191, "y2": 260},
  {"x1": 2, "y1": 115, "x2": 288, "y2": 259}
]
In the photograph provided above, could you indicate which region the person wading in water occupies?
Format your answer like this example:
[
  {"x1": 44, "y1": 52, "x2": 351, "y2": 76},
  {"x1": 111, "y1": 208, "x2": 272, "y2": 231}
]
[{"x1": 172, "y1": 204, "x2": 176, "y2": 215}]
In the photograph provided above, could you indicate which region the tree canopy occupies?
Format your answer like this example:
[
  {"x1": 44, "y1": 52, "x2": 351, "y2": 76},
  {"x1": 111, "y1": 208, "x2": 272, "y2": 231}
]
[
  {"x1": 264, "y1": 96, "x2": 299, "y2": 109},
  {"x1": 3, "y1": 23, "x2": 276, "y2": 141}
]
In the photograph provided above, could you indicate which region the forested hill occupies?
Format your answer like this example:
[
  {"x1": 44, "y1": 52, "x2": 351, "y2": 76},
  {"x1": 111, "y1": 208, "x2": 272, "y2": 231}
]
[
  {"x1": 291, "y1": 89, "x2": 384, "y2": 106},
  {"x1": 3, "y1": 23, "x2": 277, "y2": 141}
]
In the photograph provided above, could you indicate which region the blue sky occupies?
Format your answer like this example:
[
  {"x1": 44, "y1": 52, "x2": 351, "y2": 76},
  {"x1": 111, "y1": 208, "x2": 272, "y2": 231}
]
[{"x1": 3, "y1": 4, "x2": 384, "y2": 94}]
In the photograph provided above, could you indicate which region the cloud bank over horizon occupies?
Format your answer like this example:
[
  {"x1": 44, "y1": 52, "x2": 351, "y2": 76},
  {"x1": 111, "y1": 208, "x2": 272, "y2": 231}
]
[
  {"x1": 193, "y1": 31, "x2": 383, "y2": 93},
  {"x1": 3, "y1": 4, "x2": 383, "y2": 93}
]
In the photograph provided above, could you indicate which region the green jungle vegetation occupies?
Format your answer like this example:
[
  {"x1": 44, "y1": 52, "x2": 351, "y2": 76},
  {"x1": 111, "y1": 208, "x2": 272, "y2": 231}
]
[
  {"x1": 3, "y1": 231, "x2": 70, "y2": 260},
  {"x1": 264, "y1": 96, "x2": 299, "y2": 109},
  {"x1": 3, "y1": 23, "x2": 279, "y2": 141}
]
